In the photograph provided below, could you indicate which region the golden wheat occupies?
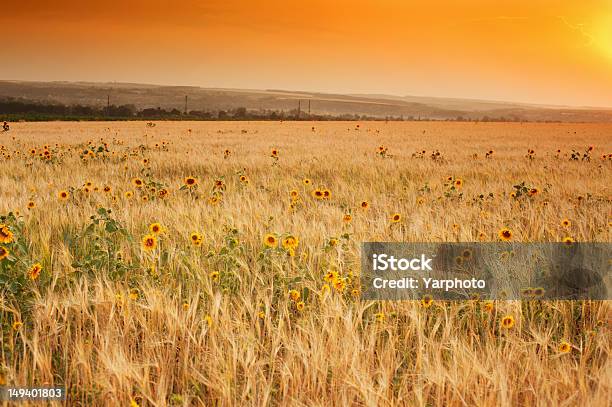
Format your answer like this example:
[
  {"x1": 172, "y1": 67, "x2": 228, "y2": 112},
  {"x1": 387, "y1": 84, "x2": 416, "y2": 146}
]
[{"x1": 0, "y1": 121, "x2": 610, "y2": 406}]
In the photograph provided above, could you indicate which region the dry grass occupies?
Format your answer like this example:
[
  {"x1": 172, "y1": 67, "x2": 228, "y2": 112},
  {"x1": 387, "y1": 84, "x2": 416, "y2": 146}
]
[{"x1": 0, "y1": 121, "x2": 610, "y2": 406}]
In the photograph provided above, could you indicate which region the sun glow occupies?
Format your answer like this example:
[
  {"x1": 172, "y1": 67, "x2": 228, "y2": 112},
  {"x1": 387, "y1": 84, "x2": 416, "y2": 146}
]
[{"x1": 593, "y1": 16, "x2": 612, "y2": 60}]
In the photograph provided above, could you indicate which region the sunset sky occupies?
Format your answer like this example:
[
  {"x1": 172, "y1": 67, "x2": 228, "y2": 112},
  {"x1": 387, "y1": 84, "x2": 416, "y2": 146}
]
[{"x1": 2, "y1": 0, "x2": 612, "y2": 107}]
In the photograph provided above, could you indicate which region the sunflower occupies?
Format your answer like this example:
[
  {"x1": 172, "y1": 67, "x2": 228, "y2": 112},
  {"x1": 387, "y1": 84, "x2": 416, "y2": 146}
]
[
  {"x1": 483, "y1": 300, "x2": 494, "y2": 313},
  {"x1": 27, "y1": 263, "x2": 43, "y2": 280},
  {"x1": 125, "y1": 191, "x2": 134, "y2": 199},
  {"x1": 240, "y1": 175, "x2": 248, "y2": 182},
  {"x1": 324, "y1": 270, "x2": 338, "y2": 283},
  {"x1": 343, "y1": 214, "x2": 352, "y2": 223},
  {"x1": 454, "y1": 178, "x2": 463, "y2": 188},
  {"x1": 129, "y1": 288, "x2": 139, "y2": 301},
  {"x1": 0, "y1": 225, "x2": 14, "y2": 244},
  {"x1": 295, "y1": 301, "x2": 305, "y2": 312},
  {"x1": 12, "y1": 321, "x2": 23, "y2": 331},
  {"x1": 149, "y1": 223, "x2": 163, "y2": 235},
  {"x1": 501, "y1": 315, "x2": 515, "y2": 329},
  {"x1": 322, "y1": 189, "x2": 331, "y2": 199},
  {"x1": 333, "y1": 278, "x2": 346, "y2": 292},
  {"x1": 141, "y1": 234, "x2": 157, "y2": 252},
  {"x1": 158, "y1": 189, "x2": 169, "y2": 199},
  {"x1": 270, "y1": 148, "x2": 279, "y2": 158},
  {"x1": 103, "y1": 185, "x2": 112, "y2": 194},
  {"x1": 190, "y1": 232, "x2": 203, "y2": 246},
  {"x1": 289, "y1": 289, "x2": 300, "y2": 302},
  {"x1": 27, "y1": 200, "x2": 35, "y2": 209},
  {"x1": 558, "y1": 341, "x2": 572, "y2": 354},
  {"x1": 312, "y1": 189, "x2": 324, "y2": 199},
  {"x1": 390, "y1": 213, "x2": 401, "y2": 223},
  {"x1": 282, "y1": 235, "x2": 299, "y2": 250},
  {"x1": 462, "y1": 248, "x2": 473, "y2": 260},
  {"x1": 498, "y1": 228, "x2": 512, "y2": 241},
  {"x1": 132, "y1": 178, "x2": 144, "y2": 188},
  {"x1": 561, "y1": 219, "x2": 571, "y2": 228},
  {"x1": 303, "y1": 178, "x2": 312, "y2": 186},
  {"x1": 351, "y1": 288, "x2": 360, "y2": 298},
  {"x1": 360, "y1": 201, "x2": 369, "y2": 210},
  {"x1": 562, "y1": 236, "x2": 575, "y2": 245},
  {"x1": 0, "y1": 246, "x2": 9, "y2": 261},
  {"x1": 375, "y1": 312, "x2": 385, "y2": 323},
  {"x1": 184, "y1": 176, "x2": 197, "y2": 188},
  {"x1": 421, "y1": 295, "x2": 434, "y2": 308},
  {"x1": 209, "y1": 271, "x2": 220, "y2": 282},
  {"x1": 58, "y1": 190, "x2": 69, "y2": 201},
  {"x1": 263, "y1": 233, "x2": 278, "y2": 248}
]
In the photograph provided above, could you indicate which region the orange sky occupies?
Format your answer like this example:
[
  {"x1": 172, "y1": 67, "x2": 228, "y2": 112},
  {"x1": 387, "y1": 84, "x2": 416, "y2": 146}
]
[{"x1": 2, "y1": 0, "x2": 612, "y2": 107}]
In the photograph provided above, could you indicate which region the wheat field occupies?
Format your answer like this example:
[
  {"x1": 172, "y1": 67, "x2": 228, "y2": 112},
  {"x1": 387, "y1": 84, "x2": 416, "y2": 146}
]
[{"x1": 0, "y1": 121, "x2": 610, "y2": 406}]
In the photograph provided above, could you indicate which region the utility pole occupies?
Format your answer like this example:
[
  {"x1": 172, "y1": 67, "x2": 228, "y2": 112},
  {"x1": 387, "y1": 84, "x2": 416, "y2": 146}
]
[
  {"x1": 184, "y1": 95, "x2": 188, "y2": 115},
  {"x1": 297, "y1": 100, "x2": 301, "y2": 119},
  {"x1": 308, "y1": 99, "x2": 311, "y2": 115}
]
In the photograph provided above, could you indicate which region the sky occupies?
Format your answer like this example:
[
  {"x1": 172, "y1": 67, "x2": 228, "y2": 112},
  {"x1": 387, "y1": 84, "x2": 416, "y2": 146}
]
[{"x1": 2, "y1": 0, "x2": 612, "y2": 107}]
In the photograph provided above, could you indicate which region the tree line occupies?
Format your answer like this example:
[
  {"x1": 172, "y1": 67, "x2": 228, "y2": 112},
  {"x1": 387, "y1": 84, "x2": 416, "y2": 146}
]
[{"x1": 0, "y1": 98, "x2": 405, "y2": 121}]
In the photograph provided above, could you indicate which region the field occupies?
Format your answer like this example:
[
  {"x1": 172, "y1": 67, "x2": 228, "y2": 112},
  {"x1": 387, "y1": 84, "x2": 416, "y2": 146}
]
[{"x1": 0, "y1": 121, "x2": 610, "y2": 406}]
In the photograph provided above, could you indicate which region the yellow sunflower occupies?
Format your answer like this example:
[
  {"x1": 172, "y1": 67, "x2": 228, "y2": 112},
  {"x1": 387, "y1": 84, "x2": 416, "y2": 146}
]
[
  {"x1": 390, "y1": 213, "x2": 401, "y2": 223},
  {"x1": 558, "y1": 341, "x2": 572, "y2": 354},
  {"x1": 289, "y1": 289, "x2": 300, "y2": 301},
  {"x1": 184, "y1": 176, "x2": 198, "y2": 188},
  {"x1": 190, "y1": 232, "x2": 203, "y2": 246},
  {"x1": 132, "y1": 178, "x2": 144, "y2": 188},
  {"x1": 263, "y1": 233, "x2": 278, "y2": 248},
  {"x1": 312, "y1": 189, "x2": 324, "y2": 200},
  {"x1": 58, "y1": 190, "x2": 70, "y2": 201},
  {"x1": 141, "y1": 234, "x2": 157, "y2": 252},
  {"x1": 498, "y1": 228, "x2": 512, "y2": 241},
  {"x1": 149, "y1": 223, "x2": 163, "y2": 235},
  {"x1": 0, "y1": 246, "x2": 9, "y2": 261},
  {"x1": 0, "y1": 225, "x2": 14, "y2": 244},
  {"x1": 501, "y1": 315, "x2": 515, "y2": 329},
  {"x1": 27, "y1": 263, "x2": 43, "y2": 280}
]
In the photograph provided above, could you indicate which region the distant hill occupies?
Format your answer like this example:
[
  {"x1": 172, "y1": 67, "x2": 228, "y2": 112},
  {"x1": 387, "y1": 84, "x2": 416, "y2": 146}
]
[{"x1": 1, "y1": 80, "x2": 612, "y2": 122}]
